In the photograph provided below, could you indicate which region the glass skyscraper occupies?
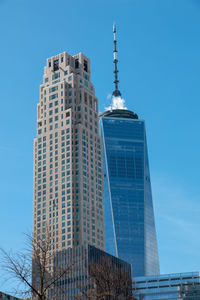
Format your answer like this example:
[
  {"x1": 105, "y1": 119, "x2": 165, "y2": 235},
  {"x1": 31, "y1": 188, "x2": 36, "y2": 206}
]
[{"x1": 100, "y1": 109, "x2": 160, "y2": 277}]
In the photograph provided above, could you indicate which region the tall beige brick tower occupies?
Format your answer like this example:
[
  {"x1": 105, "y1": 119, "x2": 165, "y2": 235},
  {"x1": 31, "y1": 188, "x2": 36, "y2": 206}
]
[{"x1": 33, "y1": 52, "x2": 105, "y2": 260}]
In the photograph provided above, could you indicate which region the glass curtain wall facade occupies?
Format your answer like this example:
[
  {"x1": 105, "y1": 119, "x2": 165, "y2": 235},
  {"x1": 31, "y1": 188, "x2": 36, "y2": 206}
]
[
  {"x1": 0, "y1": 292, "x2": 21, "y2": 300},
  {"x1": 51, "y1": 244, "x2": 132, "y2": 300},
  {"x1": 100, "y1": 109, "x2": 159, "y2": 277},
  {"x1": 133, "y1": 272, "x2": 200, "y2": 300}
]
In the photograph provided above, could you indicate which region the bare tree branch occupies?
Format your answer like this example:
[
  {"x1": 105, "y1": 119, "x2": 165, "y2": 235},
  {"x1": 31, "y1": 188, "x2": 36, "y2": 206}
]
[
  {"x1": 77, "y1": 257, "x2": 136, "y2": 300},
  {"x1": 0, "y1": 231, "x2": 77, "y2": 300},
  {"x1": 1, "y1": 233, "x2": 136, "y2": 300}
]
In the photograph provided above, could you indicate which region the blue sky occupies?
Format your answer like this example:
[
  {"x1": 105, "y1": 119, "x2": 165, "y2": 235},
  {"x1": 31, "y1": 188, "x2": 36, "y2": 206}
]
[{"x1": 1, "y1": 0, "x2": 200, "y2": 291}]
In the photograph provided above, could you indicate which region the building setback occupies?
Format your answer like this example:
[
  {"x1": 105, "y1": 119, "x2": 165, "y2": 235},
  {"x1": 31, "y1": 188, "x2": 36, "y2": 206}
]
[{"x1": 33, "y1": 52, "x2": 105, "y2": 268}]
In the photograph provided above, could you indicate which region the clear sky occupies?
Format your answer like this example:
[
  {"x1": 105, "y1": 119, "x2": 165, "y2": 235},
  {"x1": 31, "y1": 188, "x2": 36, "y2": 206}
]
[{"x1": 1, "y1": 0, "x2": 200, "y2": 291}]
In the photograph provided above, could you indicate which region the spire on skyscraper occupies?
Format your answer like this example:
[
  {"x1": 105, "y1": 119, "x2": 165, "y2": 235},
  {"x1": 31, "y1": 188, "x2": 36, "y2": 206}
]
[{"x1": 112, "y1": 23, "x2": 121, "y2": 98}]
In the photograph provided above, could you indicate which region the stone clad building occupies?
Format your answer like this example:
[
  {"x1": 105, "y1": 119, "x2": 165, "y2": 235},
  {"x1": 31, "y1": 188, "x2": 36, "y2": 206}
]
[{"x1": 33, "y1": 52, "x2": 104, "y2": 270}]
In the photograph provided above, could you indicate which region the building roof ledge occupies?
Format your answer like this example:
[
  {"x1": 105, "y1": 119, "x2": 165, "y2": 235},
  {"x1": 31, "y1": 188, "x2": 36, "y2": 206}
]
[{"x1": 99, "y1": 109, "x2": 138, "y2": 119}]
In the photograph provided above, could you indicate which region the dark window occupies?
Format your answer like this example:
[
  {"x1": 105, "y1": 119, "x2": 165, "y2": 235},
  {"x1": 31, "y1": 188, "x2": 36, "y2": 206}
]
[
  {"x1": 75, "y1": 58, "x2": 79, "y2": 69},
  {"x1": 49, "y1": 61, "x2": 51, "y2": 67},
  {"x1": 84, "y1": 60, "x2": 88, "y2": 72},
  {"x1": 53, "y1": 59, "x2": 59, "y2": 71},
  {"x1": 61, "y1": 56, "x2": 63, "y2": 63}
]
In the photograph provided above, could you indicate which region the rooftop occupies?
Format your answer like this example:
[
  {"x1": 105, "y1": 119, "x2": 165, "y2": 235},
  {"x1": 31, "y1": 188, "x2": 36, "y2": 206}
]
[{"x1": 99, "y1": 109, "x2": 138, "y2": 119}]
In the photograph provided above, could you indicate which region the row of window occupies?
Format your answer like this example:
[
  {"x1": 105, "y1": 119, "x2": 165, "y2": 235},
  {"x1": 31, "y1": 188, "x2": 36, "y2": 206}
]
[{"x1": 38, "y1": 120, "x2": 70, "y2": 134}]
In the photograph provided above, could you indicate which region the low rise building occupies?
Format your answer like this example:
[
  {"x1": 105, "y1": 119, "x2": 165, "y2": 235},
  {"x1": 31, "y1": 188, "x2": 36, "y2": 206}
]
[
  {"x1": 133, "y1": 272, "x2": 200, "y2": 299},
  {"x1": 50, "y1": 244, "x2": 132, "y2": 299},
  {"x1": 0, "y1": 292, "x2": 22, "y2": 300}
]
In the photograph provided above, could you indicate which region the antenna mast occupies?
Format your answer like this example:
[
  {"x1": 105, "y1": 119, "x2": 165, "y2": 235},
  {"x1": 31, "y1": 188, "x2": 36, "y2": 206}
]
[{"x1": 112, "y1": 24, "x2": 121, "y2": 97}]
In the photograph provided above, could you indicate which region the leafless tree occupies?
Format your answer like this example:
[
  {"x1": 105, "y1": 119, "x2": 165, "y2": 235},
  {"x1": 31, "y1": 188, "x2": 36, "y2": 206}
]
[
  {"x1": 1, "y1": 233, "x2": 137, "y2": 300},
  {"x1": 0, "y1": 232, "x2": 75, "y2": 300},
  {"x1": 76, "y1": 256, "x2": 136, "y2": 300}
]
